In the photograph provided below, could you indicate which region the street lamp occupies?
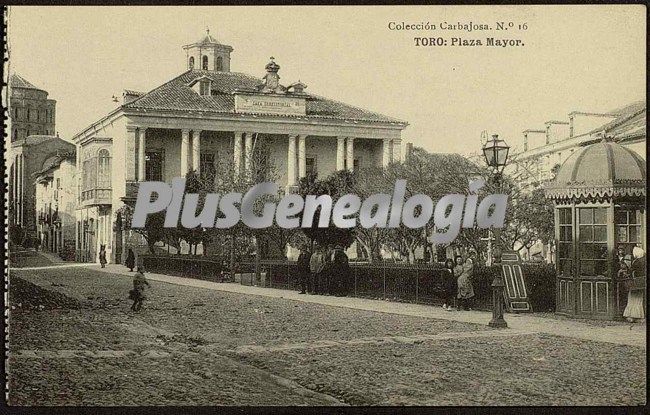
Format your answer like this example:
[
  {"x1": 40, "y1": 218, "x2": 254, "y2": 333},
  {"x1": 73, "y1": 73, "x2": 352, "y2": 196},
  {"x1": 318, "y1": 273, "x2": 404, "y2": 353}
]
[
  {"x1": 482, "y1": 134, "x2": 510, "y2": 176},
  {"x1": 482, "y1": 134, "x2": 510, "y2": 329}
]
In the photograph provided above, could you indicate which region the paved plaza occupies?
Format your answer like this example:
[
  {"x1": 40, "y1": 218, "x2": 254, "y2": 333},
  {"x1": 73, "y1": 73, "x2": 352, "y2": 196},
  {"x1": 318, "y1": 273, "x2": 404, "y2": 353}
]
[{"x1": 6, "y1": 252, "x2": 647, "y2": 406}]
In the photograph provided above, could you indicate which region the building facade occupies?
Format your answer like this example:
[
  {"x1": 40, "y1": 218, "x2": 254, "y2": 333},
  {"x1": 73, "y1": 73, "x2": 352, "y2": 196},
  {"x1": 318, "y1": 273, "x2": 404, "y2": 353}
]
[
  {"x1": 34, "y1": 152, "x2": 77, "y2": 259},
  {"x1": 510, "y1": 101, "x2": 646, "y2": 190},
  {"x1": 72, "y1": 32, "x2": 408, "y2": 264}
]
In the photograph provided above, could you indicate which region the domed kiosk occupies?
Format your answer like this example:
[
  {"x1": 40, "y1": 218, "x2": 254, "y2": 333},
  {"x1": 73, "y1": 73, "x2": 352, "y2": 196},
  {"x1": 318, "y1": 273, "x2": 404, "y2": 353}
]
[{"x1": 545, "y1": 140, "x2": 646, "y2": 320}]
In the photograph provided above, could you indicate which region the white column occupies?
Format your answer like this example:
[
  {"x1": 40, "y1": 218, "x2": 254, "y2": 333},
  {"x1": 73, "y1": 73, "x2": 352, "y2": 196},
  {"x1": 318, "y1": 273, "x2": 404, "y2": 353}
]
[
  {"x1": 298, "y1": 135, "x2": 306, "y2": 178},
  {"x1": 336, "y1": 136, "x2": 345, "y2": 171},
  {"x1": 287, "y1": 135, "x2": 297, "y2": 186},
  {"x1": 125, "y1": 125, "x2": 137, "y2": 182},
  {"x1": 138, "y1": 128, "x2": 146, "y2": 181},
  {"x1": 392, "y1": 139, "x2": 402, "y2": 163},
  {"x1": 244, "y1": 132, "x2": 254, "y2": 173},
  {"x1": 192, "y1": 130, "x2": 202, "y2": 175},
  {"x1": 346, "y1": 136, "x2": 355, "y2": 171},
  {"x1": 180, "y1": 129, "x2": 190, "y2": 176},
  {"x1": 234, "y1": 131, "x2": 243, "y2": 177},
  {"x1": 382, "y1": 137, "x2": 392, "y2": 167}
]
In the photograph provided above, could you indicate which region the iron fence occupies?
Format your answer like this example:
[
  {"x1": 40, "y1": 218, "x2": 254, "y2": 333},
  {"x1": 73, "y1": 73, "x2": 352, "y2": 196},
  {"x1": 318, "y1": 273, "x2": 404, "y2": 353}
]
[{"x1": 140, "y1": 255, "x2": 502, "y2": 310}]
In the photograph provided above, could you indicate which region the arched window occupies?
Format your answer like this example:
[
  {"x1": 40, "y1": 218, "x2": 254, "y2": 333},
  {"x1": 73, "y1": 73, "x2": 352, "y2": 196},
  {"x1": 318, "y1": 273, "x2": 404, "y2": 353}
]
[
  {"x1": 97, "y1": 149, "x2": 111, "y2": 188},
  {"x1": 202, "y1": 55, "x2": 208, "y2": 70},
  {"x1": 216, "y1": 56, "x2": 223, "y2": 71},
  {"x1": 189, "y1": 56, "x2": 195, "y2": 69}
]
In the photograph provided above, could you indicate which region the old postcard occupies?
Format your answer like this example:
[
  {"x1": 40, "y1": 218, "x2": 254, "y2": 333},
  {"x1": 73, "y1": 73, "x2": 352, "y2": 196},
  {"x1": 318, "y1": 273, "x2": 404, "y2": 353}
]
[{"x1": 3, "y1": 4, "x2": 646, "y2": 409}]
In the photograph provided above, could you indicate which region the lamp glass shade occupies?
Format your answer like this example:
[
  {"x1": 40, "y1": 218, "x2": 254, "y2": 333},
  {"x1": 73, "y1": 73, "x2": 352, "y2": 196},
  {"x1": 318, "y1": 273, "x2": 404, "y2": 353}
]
[{"x1": 482, "y1": 135, "x2": 510, "y2": 170}]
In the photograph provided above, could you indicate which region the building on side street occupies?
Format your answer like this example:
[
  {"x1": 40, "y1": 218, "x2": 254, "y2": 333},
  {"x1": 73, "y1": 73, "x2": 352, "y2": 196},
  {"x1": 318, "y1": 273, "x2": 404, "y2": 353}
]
[
  {"x1": 34, "y1": 151, "x2": 78, "y2": 260},
  {"x1": 7, "y1": 74, "x2": 68, "y2": 245}
]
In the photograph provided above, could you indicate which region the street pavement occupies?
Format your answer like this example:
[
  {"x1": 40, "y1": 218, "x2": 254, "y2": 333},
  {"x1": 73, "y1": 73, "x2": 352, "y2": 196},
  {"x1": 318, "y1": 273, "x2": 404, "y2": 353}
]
[
  {"x1": 94, "y1": 263, "x2": 646, "y2": 348},
  {"x1": 6, "y1": 254, "x2": 647, "y2": 405}
]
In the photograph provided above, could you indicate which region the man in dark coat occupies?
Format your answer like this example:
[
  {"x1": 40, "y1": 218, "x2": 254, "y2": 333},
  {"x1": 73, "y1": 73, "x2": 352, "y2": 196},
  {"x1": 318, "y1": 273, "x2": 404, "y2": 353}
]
[
  {"x1": 330, "y1": 245, "x2": 351, "y2": 296},
  {"x1": 125, "y1": 249, "x2": 136, "y2": 272},
  {"x1": 297, "y1": 248, "x2": 312, "y2": 294}
]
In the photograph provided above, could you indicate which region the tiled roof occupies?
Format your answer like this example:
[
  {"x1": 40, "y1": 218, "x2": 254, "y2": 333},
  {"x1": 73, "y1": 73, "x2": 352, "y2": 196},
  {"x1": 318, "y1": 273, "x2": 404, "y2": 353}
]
[
  {"x1": 123, "y1": 70, "x2": 406, "y2": 124},
  {"x1": 10, "y1": 74, "x2": 44, "y2": 91},
  {"x1": 591, "y1": 105, "x2": 646, "y2": 137},
  {"x1": 33, "y1": 152, "x2": 76, "y2": 179}
]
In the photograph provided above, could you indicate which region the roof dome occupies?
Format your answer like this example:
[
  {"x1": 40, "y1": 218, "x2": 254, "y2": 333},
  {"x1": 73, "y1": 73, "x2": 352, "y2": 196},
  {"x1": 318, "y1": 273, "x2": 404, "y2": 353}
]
[{"x1": 545, "y1": 141, "x2": 646, "y2": 200}]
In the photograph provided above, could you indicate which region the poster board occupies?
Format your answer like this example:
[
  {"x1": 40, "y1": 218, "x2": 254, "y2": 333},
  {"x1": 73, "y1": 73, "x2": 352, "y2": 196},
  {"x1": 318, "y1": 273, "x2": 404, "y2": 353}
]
[{"x1": 500, "y1": 251, "x2": 532, "y2": 312}]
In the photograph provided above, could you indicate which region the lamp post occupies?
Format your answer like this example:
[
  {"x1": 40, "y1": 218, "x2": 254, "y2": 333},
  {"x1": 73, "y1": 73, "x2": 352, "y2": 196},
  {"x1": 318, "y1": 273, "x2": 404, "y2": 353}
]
[{"x1": 482, "y1": 134, "x2": 510, "y2": 329}]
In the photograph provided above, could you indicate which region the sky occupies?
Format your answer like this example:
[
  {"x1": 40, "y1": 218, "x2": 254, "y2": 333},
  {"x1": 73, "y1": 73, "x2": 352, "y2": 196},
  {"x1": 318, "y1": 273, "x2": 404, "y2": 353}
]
[{"x1": 7, "y1": 5, "x2": 646, "y2": 155}]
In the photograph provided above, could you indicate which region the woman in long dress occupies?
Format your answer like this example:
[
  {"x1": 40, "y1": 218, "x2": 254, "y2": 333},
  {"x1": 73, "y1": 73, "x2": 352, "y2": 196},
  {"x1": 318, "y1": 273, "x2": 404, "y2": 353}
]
[
  {"x1": 442, "y1": 259, "x2": 456, "y2": 311},
  {"x1": 455, "y1": 255, "x2": 475, "y2": 310},
  {"x1": 125, "y1": 248, "x2": 136, "y2": 272},
  {"x1": 623, "y1": 247, "x2": 646, "y2": 322}
]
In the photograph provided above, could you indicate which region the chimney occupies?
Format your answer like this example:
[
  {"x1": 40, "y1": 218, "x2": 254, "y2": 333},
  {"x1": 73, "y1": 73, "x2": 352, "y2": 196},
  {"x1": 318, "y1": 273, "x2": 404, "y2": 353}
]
[
  {"x1": 123, "y1": 90, "x2": 143, "y2": 104},
  {"x1": 289, "y1": 80, "x2": 307, "y2": 94}
]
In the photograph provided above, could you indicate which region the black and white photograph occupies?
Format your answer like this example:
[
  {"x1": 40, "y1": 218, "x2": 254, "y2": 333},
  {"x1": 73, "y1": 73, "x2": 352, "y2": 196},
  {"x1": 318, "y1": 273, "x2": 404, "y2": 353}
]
[{"x1": 3, "y1": 4, "x2": 647, "y2": 409}]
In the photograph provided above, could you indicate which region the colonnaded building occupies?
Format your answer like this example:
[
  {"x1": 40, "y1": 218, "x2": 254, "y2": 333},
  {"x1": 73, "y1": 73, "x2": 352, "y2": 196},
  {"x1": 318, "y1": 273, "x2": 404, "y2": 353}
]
[{"x1": 73, "y1": 32, "x2": 408, "y2": 264}]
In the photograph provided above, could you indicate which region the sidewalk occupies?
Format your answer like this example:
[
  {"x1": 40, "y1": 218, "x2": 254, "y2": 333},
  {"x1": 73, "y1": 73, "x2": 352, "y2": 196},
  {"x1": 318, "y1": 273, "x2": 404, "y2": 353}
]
[{"x1": 94, "y1": 263, "x2": 645, "y2": 347}]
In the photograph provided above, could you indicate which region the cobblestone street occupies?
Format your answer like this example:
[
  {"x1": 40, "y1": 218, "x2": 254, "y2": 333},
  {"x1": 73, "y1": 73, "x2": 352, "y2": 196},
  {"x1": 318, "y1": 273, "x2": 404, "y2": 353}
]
[{"x1": 7, "y1": 255, "x2": 647, "y2": 406}]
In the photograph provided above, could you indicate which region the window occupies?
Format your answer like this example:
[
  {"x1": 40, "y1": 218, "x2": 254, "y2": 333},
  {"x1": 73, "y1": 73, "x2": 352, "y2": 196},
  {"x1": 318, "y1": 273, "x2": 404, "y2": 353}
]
[
  {"x1": 200, "y1": 153, "x2": 216, "y2": 182},
  {"x1": 199, "y1": 80, "x2": 210, "y2": 96},
  {"x1": 189, "y1": 56, "x2": 195, "y2": 69},
  {"x1": 578, "y1": 207, "x2": 608, "y2": 276},
  {"x1": 145, "y1": 150, "x2": 164, "y2": 181},
  {"x1": 353, "y1": 158, "x2": 360, "y2": 170},
  {"x1": 557, "y1": 207, "x2": 573, "y2": 276},
  {"x1": 97, "y1": 149, "x2": 111, "y2": 188},
  {"x1": 216, "y1": 56, "x2": 223, "y2": 71},
  {"x1": 306, "y1": 156, "x2": 317, "y2": 177},
  {"x1": 616, "y1": 209, "x2": 644, "y2": 256},
  {"x1": 202, "y1": 55, "x2": 209, "y2": 70},
  {"x1": 82, "y1": 158, "x2": 96, "y2": 192}
]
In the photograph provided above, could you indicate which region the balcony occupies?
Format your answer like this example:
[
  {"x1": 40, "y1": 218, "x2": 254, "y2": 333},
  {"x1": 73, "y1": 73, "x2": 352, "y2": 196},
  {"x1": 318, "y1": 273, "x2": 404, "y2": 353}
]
[
  {"x1": 122, "y1": 181, "x2": 140, "y2": 203},
  {"x1": 80, "y1": 188, "x2": 112, "y2": 206}
]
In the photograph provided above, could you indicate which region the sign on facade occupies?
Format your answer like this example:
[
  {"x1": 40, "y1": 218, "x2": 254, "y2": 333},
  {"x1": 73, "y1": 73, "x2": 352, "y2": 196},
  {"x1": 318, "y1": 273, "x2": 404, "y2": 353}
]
[{"x1": 234, "y1": 94, "x2": 306, "y2": 116}]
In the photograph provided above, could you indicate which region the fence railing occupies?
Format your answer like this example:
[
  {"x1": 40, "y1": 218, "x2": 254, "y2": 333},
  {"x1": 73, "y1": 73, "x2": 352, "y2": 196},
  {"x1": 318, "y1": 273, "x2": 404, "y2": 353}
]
[
  {"x1": 138, "y1": 255, "x2": 515, "y2": 310},
  {"x1": 141, "y1": 254, "x2": 226, "y2": 282},
  {"x1": 243, "y1": 260, "x2": 493, "y2": 309}
]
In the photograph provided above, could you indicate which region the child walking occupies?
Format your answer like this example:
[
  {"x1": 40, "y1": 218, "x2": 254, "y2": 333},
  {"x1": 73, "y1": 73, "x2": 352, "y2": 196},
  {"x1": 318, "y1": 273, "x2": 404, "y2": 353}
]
[{"x1": 129, "y1": 266, "x2": 150, "y2": 312}]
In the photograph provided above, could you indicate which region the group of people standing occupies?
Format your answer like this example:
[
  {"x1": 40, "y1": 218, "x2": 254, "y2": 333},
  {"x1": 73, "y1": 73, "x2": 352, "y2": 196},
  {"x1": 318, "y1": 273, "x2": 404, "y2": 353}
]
[
  {"x1": 442, "y1": 254, "x2": 476, "y2": 311},
  {"x1": 296, "y1": 245, "x2": 351, "y2": 296}
]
